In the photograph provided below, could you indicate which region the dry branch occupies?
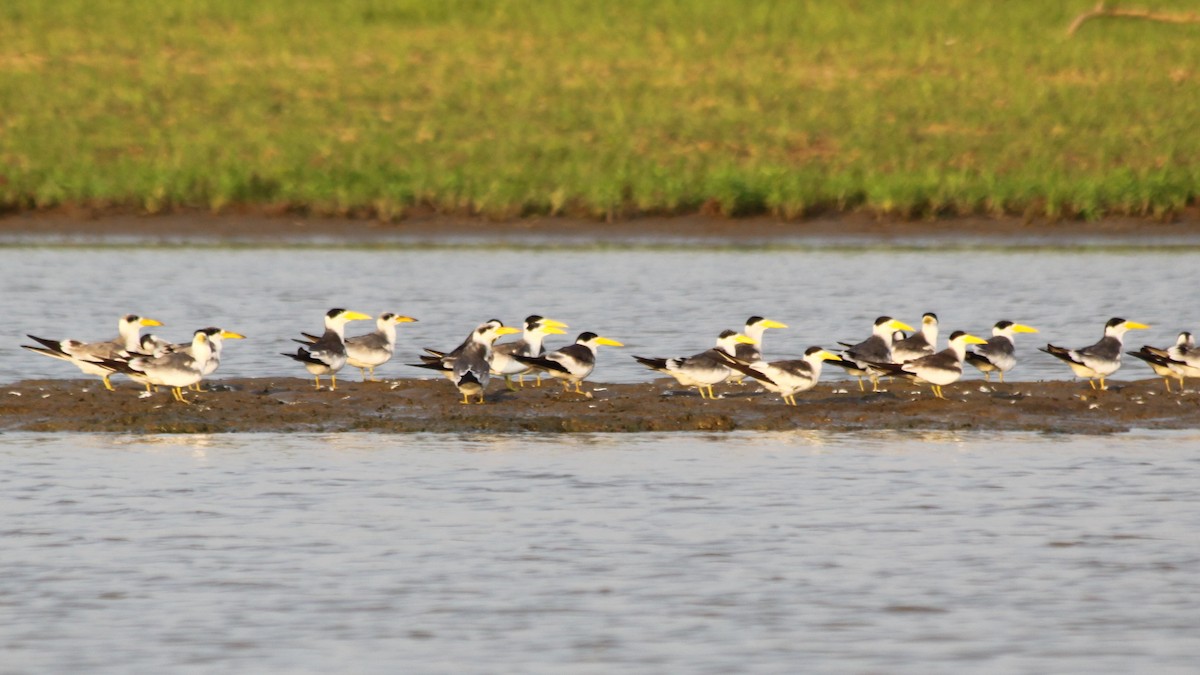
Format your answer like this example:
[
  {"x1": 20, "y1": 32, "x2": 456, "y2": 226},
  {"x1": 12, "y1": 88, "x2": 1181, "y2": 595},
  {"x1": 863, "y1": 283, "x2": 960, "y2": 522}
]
[{"x1": 1068, "y1": 1, "x2": 1200, "y2": 35}]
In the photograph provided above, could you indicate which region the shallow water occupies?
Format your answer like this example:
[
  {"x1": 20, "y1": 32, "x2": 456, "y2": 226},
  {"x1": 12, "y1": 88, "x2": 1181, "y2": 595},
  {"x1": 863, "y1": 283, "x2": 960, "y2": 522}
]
[
  {"x1": 2, "y1": 431, "x2": 1198, "y2": 673},
  {"x1": 3, "y1": 246, "x2": 1198, "y2": 385}
]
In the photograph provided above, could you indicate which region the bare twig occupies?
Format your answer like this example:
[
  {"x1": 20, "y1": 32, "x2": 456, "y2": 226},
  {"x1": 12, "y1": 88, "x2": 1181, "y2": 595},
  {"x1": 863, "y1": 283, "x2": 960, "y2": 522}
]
[{"x1": 1068, "y1": 1, "x2": 1200, "y2": 36}]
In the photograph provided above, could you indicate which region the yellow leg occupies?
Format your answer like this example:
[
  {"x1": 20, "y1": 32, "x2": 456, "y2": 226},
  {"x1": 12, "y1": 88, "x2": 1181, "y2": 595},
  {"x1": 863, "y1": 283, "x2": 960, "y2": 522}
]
[
  {"x1": 504, "y1": 376, "x2": 517, "y2": 392},
  {"x1": 314, "y1": 375, "x2": 322, "y2": 390},
  {"x1": 574, "y1": 381, "x2": 584, "y2": 394},
  {"x1": 476, "y1": 393, "x2": 485, "y2": 404},
  {"x1": 857, "y1": 378, "x2": 865, "y2": 392},
  {"x1": 173, "y1": 387, "x2": 191, "y2": 404},
  {"x1": 1164, "y1": 378, "x2": 1172, "y2": 393},
  {"x1": 460, "y1": 393, "x2": 470, "y2": 404},
  {"x1": 330, "y1": 373, "x2": 338, "y2": 391},
  {"x1": 144, "y1": 383, "x2": 153, "y2": 393},
  {"x1": 984, "y1": 371, "x2": 992, "y2": 382},
  {"x1": 1098, "y1": 377, "x2": 1107, "y2": 391},
  {"x1": 871, "y1": 378, "x2": 879, "y2": 393},
  {"x1": 535, "y1": 373, "x2": 543, "y2": 387},
  {"x1": 102, "y1": 374, "x2": 115, "y2": 391},
  {"x1": 998, "y1": 371, "x2": 1005, "y2": 383},
  {"x1": 785, "y1": 395, "x2": 796, "y2": 406}
]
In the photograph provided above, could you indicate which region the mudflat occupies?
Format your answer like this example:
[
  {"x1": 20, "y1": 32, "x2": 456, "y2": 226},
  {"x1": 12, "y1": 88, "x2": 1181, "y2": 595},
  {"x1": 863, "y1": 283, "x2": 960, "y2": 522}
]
[
  {"x1": 3, "y1": 212, "x2": 1200, "y2": 247},
  {"x1": 3, "y1": 376, "x2": 1197, "y2": 434}
]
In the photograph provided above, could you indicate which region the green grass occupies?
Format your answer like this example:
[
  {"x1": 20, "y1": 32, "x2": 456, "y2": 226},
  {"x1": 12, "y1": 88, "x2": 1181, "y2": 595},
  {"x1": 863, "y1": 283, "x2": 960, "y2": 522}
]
[{"x1": 1, "y1": 0, "x2": 1198, "y2": 220}]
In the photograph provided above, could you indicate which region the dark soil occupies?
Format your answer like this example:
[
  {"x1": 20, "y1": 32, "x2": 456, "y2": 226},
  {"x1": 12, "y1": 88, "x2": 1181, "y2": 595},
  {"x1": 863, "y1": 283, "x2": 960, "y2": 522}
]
[
  {"x1": 4, "y1": 212, "x2": 1200, "y2": 247},
  {"x1": 3, "y1": 377, "x2": 1198, "y2": 434}
]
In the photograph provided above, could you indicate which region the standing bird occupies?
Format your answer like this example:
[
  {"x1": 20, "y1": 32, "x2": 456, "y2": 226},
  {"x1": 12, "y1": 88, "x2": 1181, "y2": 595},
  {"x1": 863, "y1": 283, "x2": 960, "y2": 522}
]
[
  {"x1": 965, "y1": 321, "x2": 1039, "y2": 383},
  {"x1": 1041, "y1": 318, "x2": 1149, "y2": 390},
  {"x1": 23, "y1": 314, "x2": 164, "y2": 391},
  {"x1": 891, "y1": 313, "x2": 939, "y2": 363},
  {"x1": 135, "y1": 327, "x2": 246, "y2": 392},
  {"x1": 826, "y1": 316, "x2": 915, "y2": 391},
  {"x1": 407, "y1": 320, "x2": 520, "y2": 403},
  {"x1": 413, "y1": 318, "x2": 506, "y2": 381},
  {"x1": 716, "y1": 346, "x2": 839, "y2": 406},
  {"x1": 303, "y1": 312, "x2": 417, "y2": 381},
  {"x1": 490, "y1": 315, "x2": 569, "y2": 389},
  {"x1": 634, "y1": 330, "x2": 756, "y2": 399},
  {"x1": 1146, "y1": 332, "x2": 1200, "y2": 385},
  {"x1": 193, "y1": 327, "x2": 246, "y2": 390},
  {"x1": 869, "y1": 331, "x2": 988, "y2": 399},
  {"x1": 727, "y1": 317, "x2": 788, "y2": 383},
  {"x1": 282, "y1": 308, "x2": 372, "y2": 390},
  {"x1": 514, "y1": 332, "x2": 623, "y2": 395},
  {"x1": 96, "y1": 329, "x2": 213, "y2": 404},
  {"x1": 453, "y1": 321, "x2": 522, "y2": 404},
  {"x1": 1127, "y1": 331, "x2": 1195, "y2": 393}
]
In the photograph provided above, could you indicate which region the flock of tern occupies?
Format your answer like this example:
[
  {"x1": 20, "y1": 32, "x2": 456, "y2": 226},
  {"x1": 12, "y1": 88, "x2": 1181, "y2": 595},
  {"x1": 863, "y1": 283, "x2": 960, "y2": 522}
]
[{"x1": 22, "y1": 309, "x2": 1192, "y2": 405}]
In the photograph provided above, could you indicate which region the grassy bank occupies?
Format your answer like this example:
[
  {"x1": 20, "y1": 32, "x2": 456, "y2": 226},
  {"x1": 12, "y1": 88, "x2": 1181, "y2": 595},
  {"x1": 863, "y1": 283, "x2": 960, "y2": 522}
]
[{"x1": 1, "y1": 0, "x2": 1198, "y2": 220}]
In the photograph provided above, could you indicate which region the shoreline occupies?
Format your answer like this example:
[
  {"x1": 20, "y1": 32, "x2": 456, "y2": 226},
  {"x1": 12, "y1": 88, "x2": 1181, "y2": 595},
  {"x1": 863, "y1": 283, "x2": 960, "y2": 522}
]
[
  {"x1": 4, "y1": 212, "x2": 1200, "y2": 248},
  {"x1": 3, "y1": 377, "x2": 1198, "y2": 434}
]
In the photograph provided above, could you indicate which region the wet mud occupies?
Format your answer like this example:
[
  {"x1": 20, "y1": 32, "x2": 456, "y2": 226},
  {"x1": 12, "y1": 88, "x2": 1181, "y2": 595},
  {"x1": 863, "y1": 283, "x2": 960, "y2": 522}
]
[
  {"x1": 4, "y1": 212, "x2": 1200, "y2": 247},
  {"x1": 3, "y1": 377, "x2": 1199, "y2": 434}
]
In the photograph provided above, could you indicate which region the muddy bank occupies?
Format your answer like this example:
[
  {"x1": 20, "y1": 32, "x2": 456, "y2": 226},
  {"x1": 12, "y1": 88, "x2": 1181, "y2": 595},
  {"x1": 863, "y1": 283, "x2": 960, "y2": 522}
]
[
  {"x1": 3, "y1": 212, "x2": 1200, "y2": 247},
  {"x1": 3, "y1": 377, "x2": 1199, "y2": 434}
]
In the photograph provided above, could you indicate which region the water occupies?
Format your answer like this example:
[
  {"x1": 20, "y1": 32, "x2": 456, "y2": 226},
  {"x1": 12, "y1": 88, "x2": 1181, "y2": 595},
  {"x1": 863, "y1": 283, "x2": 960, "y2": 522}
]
[
  {"x1": 4, "y1": 243, "x2": 1199, "y2": 671},
  {"x1": 2, "y1": 431, "x2": 1198, "y2": 673},
  {"x1": 3, "y1": 245, "x2": 1199, "y2": 385}
]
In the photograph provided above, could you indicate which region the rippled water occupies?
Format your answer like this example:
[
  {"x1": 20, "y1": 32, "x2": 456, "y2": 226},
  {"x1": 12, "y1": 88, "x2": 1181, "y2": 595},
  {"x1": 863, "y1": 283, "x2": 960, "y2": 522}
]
[
  {"x1": 2, "y1": 431, "x2": 1198, "y2": 673},
  {"x1": 3, "y1": 245, "x2": 1199, "y2": 385}
]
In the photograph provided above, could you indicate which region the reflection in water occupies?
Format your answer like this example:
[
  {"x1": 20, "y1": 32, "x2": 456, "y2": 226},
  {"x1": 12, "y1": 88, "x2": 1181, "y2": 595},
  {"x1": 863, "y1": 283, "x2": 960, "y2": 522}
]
[
  {"x1": 110, "y1": 433, "x2": 220, "y2": 449},
  {"x1": 2, "y1": 431, "x2": 1198, "y2": 673}
]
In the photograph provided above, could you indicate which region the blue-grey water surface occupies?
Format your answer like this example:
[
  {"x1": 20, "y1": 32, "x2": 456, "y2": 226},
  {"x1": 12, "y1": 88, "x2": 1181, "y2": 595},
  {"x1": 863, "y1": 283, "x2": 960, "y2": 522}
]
[
  {"x1": 3, "y1": 244, "x2": 1200, "y2": 672},
  {"x1": 3, "y1": 431, "x2": 1199, "y2": 673},
  {"x1": 4, "y1": 246, "x2": 1199, "y2": 385}
]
